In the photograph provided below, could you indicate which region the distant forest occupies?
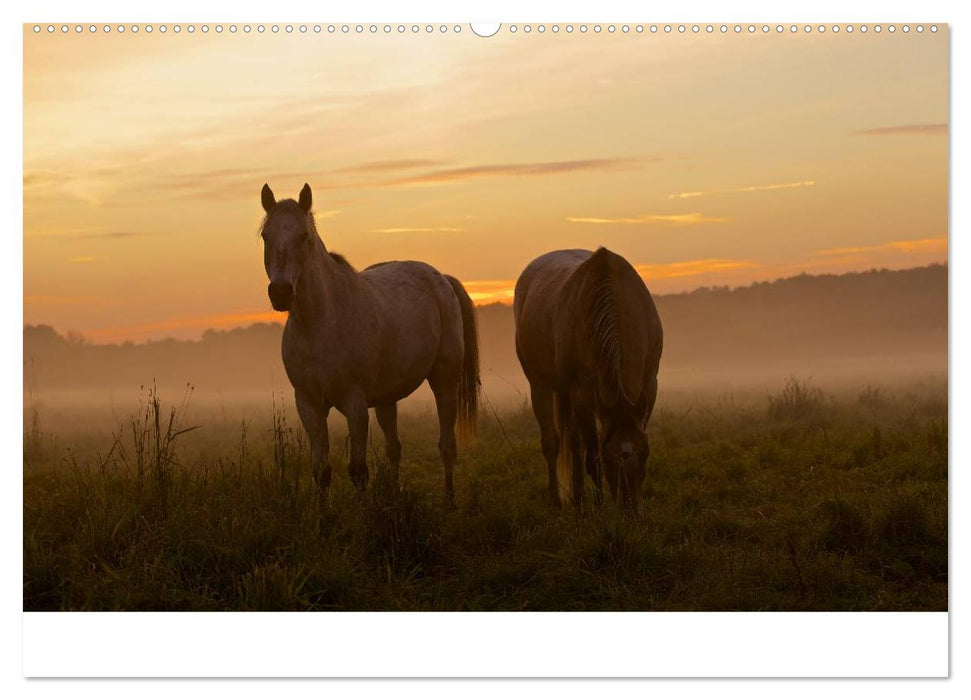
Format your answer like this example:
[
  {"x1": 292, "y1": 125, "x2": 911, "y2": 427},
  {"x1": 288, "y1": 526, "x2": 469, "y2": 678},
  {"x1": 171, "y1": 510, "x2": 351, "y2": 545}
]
[{"x1": 24, "y1": 264, "x2": 947, "y2": 395}]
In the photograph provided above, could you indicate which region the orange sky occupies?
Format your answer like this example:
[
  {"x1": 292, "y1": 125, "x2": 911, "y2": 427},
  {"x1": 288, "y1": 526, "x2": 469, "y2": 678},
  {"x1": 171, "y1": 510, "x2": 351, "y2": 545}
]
[{"x1": 23, "y1": 27, "x2": 948, "y2": 343}]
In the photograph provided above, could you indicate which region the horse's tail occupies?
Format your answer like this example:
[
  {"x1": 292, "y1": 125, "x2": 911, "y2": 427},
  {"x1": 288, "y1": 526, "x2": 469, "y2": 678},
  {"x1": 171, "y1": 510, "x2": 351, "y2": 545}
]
[
  {"x1": 445, "y1": 275, "x2": 480, "y2": 439},
  {"x1": 553, "y1": 391, "x2": 575, "y2": 505}
]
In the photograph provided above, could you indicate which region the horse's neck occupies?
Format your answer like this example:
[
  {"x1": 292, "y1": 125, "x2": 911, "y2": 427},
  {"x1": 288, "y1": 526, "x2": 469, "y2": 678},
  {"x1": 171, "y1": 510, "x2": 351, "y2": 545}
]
[{"x1": 289, "y1": 240, "x2": 360, "y2": 330}]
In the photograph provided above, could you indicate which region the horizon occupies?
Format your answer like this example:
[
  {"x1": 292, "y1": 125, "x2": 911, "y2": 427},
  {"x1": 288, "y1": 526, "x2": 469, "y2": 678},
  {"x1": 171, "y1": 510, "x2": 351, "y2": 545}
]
[
  {"x1": 24, "y1": 28, "x2": 947, "y2": 343},
  {"x1": 26, "y1": 260, "x2": 948, "y2": 345}
]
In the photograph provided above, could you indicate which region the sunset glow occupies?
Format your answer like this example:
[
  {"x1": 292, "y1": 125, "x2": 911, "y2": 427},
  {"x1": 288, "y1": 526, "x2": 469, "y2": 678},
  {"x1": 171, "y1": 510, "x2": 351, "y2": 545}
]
[{"x1": 23, "y1": 28, "x2": 948, "y2": 342}]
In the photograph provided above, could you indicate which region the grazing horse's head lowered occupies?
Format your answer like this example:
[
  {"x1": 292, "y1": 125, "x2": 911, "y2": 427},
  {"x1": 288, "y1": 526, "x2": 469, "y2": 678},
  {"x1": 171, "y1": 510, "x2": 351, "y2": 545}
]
[
  {"x1": 514, "y1": 248, "x2": 662, "y2": 513},
  {"x1": 259, "y1": 183, "x2": 314, "y2": 311},
  {"x1": 599, "y1": 409, "x2": 649, "y2": 511}
]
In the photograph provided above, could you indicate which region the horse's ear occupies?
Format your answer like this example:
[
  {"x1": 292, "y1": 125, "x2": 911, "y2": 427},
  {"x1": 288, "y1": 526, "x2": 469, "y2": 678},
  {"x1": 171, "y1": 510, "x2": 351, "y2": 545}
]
[
  {"x1": 261, "y1": 183, "x2": 276, "y2": 213},
  {"x1": 298, "y1": 183, "x2": 312, "y2": 213}
]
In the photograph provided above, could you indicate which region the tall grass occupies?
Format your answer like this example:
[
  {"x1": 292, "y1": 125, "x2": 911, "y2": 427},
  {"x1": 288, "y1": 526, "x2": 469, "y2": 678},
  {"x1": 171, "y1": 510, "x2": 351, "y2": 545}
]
[
  {"x1": 23, "y1": 357, "x2": 42, "y2": 464},
  {"x1": 768, "y1": 376, "x2": 825, "y2": 420},
  {"x1": 113, "y1": 383, "x2": 197, "y2": 518},
  {"x1": 23, "y1": 377, "x2": 947, "y2": 611}
]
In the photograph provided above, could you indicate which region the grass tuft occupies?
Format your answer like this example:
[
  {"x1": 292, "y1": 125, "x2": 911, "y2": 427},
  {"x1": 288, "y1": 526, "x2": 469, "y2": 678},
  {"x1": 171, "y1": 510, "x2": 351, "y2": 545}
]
[
  {"x1": 768, "y1": 377, "x2": 825, "y2": 420},
  {"x1": 23, "y1": 380, "x2": 947, "y2": 611}
]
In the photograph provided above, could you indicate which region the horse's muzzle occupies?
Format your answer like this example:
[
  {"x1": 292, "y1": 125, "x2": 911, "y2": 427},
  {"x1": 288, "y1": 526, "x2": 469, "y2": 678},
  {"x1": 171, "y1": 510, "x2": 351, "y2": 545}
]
[{"x1": 268, "y1": 281, "x2": 294, "y2": 311}]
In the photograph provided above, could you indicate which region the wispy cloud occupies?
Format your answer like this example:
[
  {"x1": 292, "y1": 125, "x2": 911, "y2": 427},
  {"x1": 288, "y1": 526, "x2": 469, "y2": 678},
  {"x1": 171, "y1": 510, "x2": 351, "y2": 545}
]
[
  {"x1": 24, "y1": 294, "x2": 111, "y2": 306},
  {"x1": 567, "y1": 212, "x2": 728, "y2": 225},
  {"x1": 817, "y1": 237, "x2": 947, "y2": 257},
  {"x1": 369, "y1": 158, "x2": 650, "y2": 188},
  {"x1": 855, "y1": 124, "x2": 947, "y2": 136},
  {"x1": 335, "y1": 159, "x2": 448, "y2": 174},
  {"x1": 668, "y1": 180, "x2": 816, "y2": 200},
  {"x1": 23, "y1": 170, "x2": 70, "y2": 188},
  {"x1": 121, "y1": 167, "x2": 341, "y2": 203},
  {"x1": 463, "y1": 259, "x2": 758, "y2": 303},
  {"x1": 634, "y1": 258, "x2": 761, "y2": 280},
  {"x1": 29, "y1": 158, "x2": 650, "y2": 205},
  {"x1": 77, "y1": 231, "x2": 150, "y2": 240},
  {"x1": 371, "y1": 226, "x2": 465, "y2": 234},
  {"x1": 24, "y1": 230, "x2": 152, "y2": 240}
]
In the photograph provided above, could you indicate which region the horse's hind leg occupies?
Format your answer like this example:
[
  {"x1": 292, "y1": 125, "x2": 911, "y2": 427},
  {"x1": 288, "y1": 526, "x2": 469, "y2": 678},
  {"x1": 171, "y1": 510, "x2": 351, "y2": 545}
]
[
  {"x1": 529, "y1": 383, "x2": 561, "y2": 508},
  {"x1": 569, "y1": 422, "x2": 585, "y2": 509},
  {"x1": 375, "y1": 403, "x2": 401, "y2": 483},
  {"x1": 428, "y1": 376, "x2": 459, "y2": 507}
]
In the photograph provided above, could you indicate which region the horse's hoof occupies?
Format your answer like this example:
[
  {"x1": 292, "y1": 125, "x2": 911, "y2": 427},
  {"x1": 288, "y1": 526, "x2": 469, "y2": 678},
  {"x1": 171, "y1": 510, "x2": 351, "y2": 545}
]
[
  {"x1": 313, "y1": 466, "x2": 333, "y2": 492},
  {"x1": 315, "y1": 489, "x2": 331, "y2": 509},
  {"x1": 348, "y1": 463, "x2": 369, "y2": 491}
]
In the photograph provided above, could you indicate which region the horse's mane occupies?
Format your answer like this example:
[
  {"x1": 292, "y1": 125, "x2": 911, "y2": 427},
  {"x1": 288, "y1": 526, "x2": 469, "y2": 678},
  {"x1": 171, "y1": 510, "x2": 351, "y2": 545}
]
[
  {"x1": 586, "y1": 248, "x2": 624, "y2": 402},
  {"x1": 582, "y1": 247, "x2": 649, "y2": 406},
  {"x1": 328, "y1": 252, "x2": 355, "y2": 270}
]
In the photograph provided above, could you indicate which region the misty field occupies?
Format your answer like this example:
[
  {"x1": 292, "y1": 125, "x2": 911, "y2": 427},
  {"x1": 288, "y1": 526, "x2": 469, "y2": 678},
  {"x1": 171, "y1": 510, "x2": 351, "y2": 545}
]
[{"x1": 23, "y1": 378, "x2": 947, "y2": 611}]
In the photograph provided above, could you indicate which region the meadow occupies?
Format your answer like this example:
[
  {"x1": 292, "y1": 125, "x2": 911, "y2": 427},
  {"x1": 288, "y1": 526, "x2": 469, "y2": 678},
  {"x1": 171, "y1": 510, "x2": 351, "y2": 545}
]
[{"x1": 22, "y1": 377, "x2": 947, "y2": 611}]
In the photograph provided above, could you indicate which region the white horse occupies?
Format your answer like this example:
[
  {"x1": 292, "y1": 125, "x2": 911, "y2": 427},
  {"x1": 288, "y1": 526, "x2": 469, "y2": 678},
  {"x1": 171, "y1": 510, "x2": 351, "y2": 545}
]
[{"x1": 258, "y1": 183, "x2": 479, "y2": 504}]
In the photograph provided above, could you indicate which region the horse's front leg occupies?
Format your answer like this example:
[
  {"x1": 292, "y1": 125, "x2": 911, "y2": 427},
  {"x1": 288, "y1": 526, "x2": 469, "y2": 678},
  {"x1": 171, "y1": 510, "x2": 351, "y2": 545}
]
[
  {"x1": 375, "y1": 403, "x2": 402, "y2": 483},
  {"x1": 575, "y1": 403, "x2": 603, "y2": 506},
  {"x1": 295, "y1": 390, "x2": 331, "y2": 497},
  {"x1": 341, "y1": 389, "x2": 370, "y2": 491}
]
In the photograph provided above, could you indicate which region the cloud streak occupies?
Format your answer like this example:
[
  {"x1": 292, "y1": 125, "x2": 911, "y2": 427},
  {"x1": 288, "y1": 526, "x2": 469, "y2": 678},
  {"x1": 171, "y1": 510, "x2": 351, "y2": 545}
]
[
  {"x1": 368, "y1": 158, "x2": 650, "y2": 188},
  {"x1": 669, "y1": 180, "x2": 816, "y2": 200},
  {"x1": 77, "y1": 231, "x2": 151, "y2": 240},
  {"x1": 335, "y1": 159, "x2": 448, "y2": 174},
  {"x1": 24, "y1": 294, "x2": 111, "y2": 306},
  {"x1": 816, "y1": 237, "x2": 947, "y2": 257},
  {"x1": 855, "y1": 123, "x2": 947, "y2": 136},
  {"x1": 371, "y1": 226, "x2": 465, "y2": 234},
  {"x1": 460, "y1": 258, "x2": 759, "y2": 304},
  {"x1": 24, "y1": 230, "x2": 153, "y2": 240},
  {"x1": 30, "y1": 158, "x2": 651, "y2": 205},
  {"x1": 567, "y1": 212, "x2": 728, "y2": 225},
  {"x1": 634, "y1": 258, "x2": 761, "y2": 280}
]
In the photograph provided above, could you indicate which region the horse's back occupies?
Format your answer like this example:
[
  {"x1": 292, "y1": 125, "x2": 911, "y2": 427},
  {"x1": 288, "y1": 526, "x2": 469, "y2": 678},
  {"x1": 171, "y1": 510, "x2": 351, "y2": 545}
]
[
  {"x1": 515, "y1": 248, "x2": 662, "y2": 397},
  {"x1": 514, "y1": 250, "x2": 594, "y2": 387},
  {"x1": 360, "y1": 260, "x2": 463, "y2": 401},
  {"x1": 362, "y1": 259, "x2": 461, "y2": 333},
  {"x1": 514, "y1": 250, "x2": 591, "y2": 317}
]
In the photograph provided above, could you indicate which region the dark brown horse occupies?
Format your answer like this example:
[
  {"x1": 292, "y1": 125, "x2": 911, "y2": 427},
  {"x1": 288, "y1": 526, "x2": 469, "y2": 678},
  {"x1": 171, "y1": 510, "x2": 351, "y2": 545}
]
[{"x1": 514, "y1": 248, "x2": 663, "y2": 510}]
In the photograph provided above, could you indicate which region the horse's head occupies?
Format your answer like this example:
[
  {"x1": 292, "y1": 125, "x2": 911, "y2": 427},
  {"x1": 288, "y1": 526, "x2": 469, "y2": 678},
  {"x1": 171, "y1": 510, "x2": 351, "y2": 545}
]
[
  {"x1": 600, "y1": 411, "x2": 649, "y2": 512},
  {"x1": 258, "y1": 183, "x2": 314, "y2": 311}
]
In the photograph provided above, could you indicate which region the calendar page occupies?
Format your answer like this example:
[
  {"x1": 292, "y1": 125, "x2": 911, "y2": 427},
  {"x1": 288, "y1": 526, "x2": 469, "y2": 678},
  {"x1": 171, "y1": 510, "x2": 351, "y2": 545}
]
[{"x1": 20, "y1": 16, "x2": 949, "y2": 679}]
